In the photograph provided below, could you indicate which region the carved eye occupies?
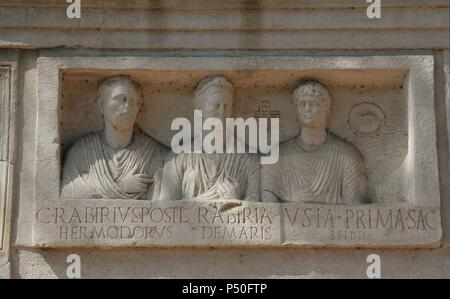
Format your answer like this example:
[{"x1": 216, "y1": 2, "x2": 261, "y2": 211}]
[{"x1": 115, "y1": 95, "x2": 126, "y2": 104}]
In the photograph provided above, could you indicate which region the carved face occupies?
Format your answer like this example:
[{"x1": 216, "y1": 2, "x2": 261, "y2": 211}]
[
  {"x1": 200, "y1": 89, "x2": 233, "y2": 123},
  {"x1": 296, "y1": 95, "x2": 329, "y2": 129},
  {"x1": 101, "y1": 83, "x2": 141, "y2": 130}
]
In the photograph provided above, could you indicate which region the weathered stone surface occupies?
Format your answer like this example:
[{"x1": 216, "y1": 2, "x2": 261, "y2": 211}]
[
  {"x1": 2, "y1": 29, "x2": 448, "y2": 50},
  {"x1": 0, "y1": 51, "x2": 18, "y2": 279},
  {"x1": 1, "y1": 0, "x2": 449, "y2": 279},
  {"x1": 33, "y1": 200, "x2": 442, "y2": 248},
  {"x1": 0, "y1": 161, "x2": 8, "y2": 251},
  {"x1": 2, "y1": 0, "x2": 448, "y2": 9},
  {"x1": 61, "y1": 76, "x2": 168, "y2": 200},
  {"x1": 34, "y1": 200, "x2": 281, "y2": 247},
  {"x1": 282, "y1": 203, "x2": 441, "y2": 247},
  {"x1": 1, "y1": 7, "x2": 448, "y2": 30},
  {"x1": 0, "y1": 1, "x2": 448, "y2": 50},
  {"x1": 29, "y1": 55, "x2": 441, "y2": 249},
  {"x1": 0, "y1": 67, "x2": 12, "y2": 251},
  {"x1": 262, "y1": 80, "x2": 368, "y2": 204},
  {"x1": 0, "y1": 261, "x2": 10, "y2": 279}
]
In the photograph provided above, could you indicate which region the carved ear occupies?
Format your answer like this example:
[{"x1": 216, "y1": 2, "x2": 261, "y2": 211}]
[
  {"x1": 139, "y1": 95, "x2": 144, "y2": 111},
  {"x1": 96, "y1": 94, "x2": 104, "y2": 114}
]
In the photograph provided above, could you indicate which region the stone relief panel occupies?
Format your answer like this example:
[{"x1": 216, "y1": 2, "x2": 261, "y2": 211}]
[
  {"x1": 261, "y1": 80, "x2": 368, "y2": 204},
  {"x1": 61, "y1": 76, "x2": 168, "y2": 200},
  {"x1": 159, "y1": 76, "x2": 261, "y2": 202},
  {"x1": 33, "y1": 56, "x2": 441, "y2": 248}
]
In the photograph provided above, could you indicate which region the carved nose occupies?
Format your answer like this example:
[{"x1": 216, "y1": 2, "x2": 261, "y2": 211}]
[{"x1": 122, "y1": 100, "x2": 129, "y2": 112}]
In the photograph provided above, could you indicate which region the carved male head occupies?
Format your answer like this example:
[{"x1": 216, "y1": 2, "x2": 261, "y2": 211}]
[
  {"x1": 293, "y1": 80, "x2": 331, "y2": 129},
  {"x1": 97, "y1": 76, "x2": 143, "y2": 130},
  {"x1": 194, "y1": 76, "x2": 234, "y2": 123}
]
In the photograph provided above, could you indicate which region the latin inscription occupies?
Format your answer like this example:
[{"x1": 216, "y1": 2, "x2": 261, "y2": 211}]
[
  {"x1": 33, "y1": 201, "x2": 440, "y2": 247},
  {"x1": 283, "y1": 205, "x2": 439, "y2": 243},
  {"x1": 35, "y1": 202, "x2": 275, "y2": 242}
]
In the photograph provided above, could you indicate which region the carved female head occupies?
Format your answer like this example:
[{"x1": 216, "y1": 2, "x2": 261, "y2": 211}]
[
  {"x1": 97, "y1": 76, "x2": 143, "y2": 130},
  {"x1": 194, "y1": 76, "x2": 234, "y2": 123},
  {"x1": 293, "y1": 80, "x2": 331, "y2": 129}
]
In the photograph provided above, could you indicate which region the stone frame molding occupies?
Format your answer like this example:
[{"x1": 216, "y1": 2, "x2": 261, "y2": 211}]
[
  {"x1": 0, "y1": 52, "x2": 18, "y2": 278},
  {"x1": 32, "y1": 55, "x2": 442, "y2": 248}
]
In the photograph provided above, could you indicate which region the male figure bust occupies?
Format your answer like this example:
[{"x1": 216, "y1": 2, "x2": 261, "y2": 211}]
[
  {"x1": 159, "y1": 76, "x2": 260, "y2": 201},
  {"x1": 262, "y1": 80, "x2": 368, "y2": 204},
  {"x1": 61, "y1": 76, "x2": 168, "y2": 200}
]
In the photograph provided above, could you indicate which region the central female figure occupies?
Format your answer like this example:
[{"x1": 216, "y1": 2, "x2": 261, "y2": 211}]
[{"x1": 159, "y1": 76, "x2": 260, "y2": 201}]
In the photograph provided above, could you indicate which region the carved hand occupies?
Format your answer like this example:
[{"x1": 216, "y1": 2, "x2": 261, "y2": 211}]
[
  {"x1": 217, "y1": 177, "x2": 241, "y2": 200},
  {"x1": 118, "y1": 173, "x2": 154, "y2": 194}
]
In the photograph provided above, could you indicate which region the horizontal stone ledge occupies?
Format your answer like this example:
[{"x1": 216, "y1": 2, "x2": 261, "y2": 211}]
[
  {"x1": 0, "y1": 0, "x2": 448, "y2": 10},
  {"x1": 0, "y1": 7, "x2": 448, "y2": 31},
  {"x1": 1, "y1": 29, "x2": 449, "y2": 50}
]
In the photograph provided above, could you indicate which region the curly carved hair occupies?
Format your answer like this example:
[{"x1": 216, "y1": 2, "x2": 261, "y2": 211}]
[
  {"x1": 292, "y1": 80, "x2": 331, "y2": 112},
  {"x1": 194, "y1": 75, "x2": 234, "y2": 109}
]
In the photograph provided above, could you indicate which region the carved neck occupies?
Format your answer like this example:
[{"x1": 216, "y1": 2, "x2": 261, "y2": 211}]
[
  {"x1": 299, "y1": 126, "x2": 327, "y2": 146},
  {"x1": 103, "y1": 123, "x2": 134, "y2": 150}
]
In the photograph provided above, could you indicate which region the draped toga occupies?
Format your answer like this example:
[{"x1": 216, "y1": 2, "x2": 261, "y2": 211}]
[
  {"x1": 61, "y1": 129, "x2": 169, "y2": 200},
  {"x1": 164, "y1": 152, "x2": 260, "y2": 201},
  {"x1": 262, "y1": 132, "x2": 367, "y2": 204}
]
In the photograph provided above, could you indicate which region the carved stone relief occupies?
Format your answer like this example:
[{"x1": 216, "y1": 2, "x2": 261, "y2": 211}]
[
  {"x1": 348, "y1": 102, "x2": 386, "y2": 136},
  {"x1": 32, "y1": 56, "x2": 441, "y2": 248},
  {"x1": 61, "y1": 76, "x2": 169, "y2": 200},
  {"x1": 261, "y1": 80, "x2": 368, "y2": 204},
  {"x1": 159, "y1": 76, "x2": 260, "y2": 202}
]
